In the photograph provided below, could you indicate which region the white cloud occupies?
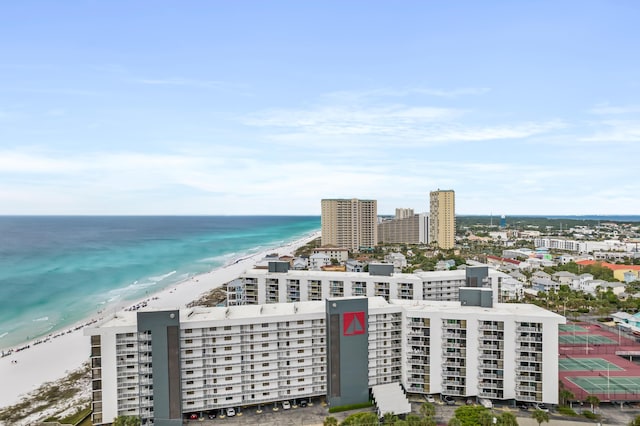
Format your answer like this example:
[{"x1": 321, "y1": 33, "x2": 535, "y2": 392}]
[
  {"x1": 137, "y1": 78, "x2": 234, "y2": 91},
  {"x1": 580, "y1": 120, "x2": 640, "y2": 142},
  {"x1": 245, "y1": 102, "x2": 564, "y2": 146},
  {"x1": 589, "y1": 103, "x2": 640, "y2": 115},
  {"x1": 321, "y1": 87, "x2": 491, "y2": 102}
]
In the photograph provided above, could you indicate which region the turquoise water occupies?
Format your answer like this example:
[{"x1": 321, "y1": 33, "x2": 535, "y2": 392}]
[{"x1": 0, "y1": 216, "x2": 320, "y2": 350}]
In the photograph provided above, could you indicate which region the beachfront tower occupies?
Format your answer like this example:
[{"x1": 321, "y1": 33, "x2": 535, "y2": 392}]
[
  {"x1": 321, "y1": 198, "x2": 377, "y2": 251},
  {"x1": 429, "y1": 189, "x2": 456, "y2": 249}
]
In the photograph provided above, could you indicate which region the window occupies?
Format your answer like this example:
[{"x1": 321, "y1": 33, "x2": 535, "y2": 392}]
[
  {"x1": 185, "y1": 339, "x2": 193, "y2": 344},
  {"x1": 185, "y1": 329, "x2": 192, "y2": 334},
  {"x1": 225, "y1": 356, "x2": 232, "y2": 361},
  {"x1": 224, "y1": 326, "x2": 231, "y2": 331},
  {"x1": 225, "y1": 346, "x2": 232, "y2": 351},
  {"x1": 225, "y1": 366, "x2": 233, "y2": 371}
]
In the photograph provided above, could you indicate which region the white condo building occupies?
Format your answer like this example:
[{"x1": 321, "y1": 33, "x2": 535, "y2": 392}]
[
  {"x1": 228, "y1": 263, "x2": 510, "y2": 306},
  {"x1": 86, "y1": 293, "x2": 564, "y2": 425}
]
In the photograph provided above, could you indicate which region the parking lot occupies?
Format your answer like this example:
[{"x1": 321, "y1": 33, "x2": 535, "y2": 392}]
[{"x1": 182, "y1": 396, "x2": 640, "y2": 426}]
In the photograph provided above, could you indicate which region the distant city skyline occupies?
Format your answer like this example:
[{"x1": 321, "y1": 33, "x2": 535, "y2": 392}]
[{"x1": 1, "y1": 1, "x2": 639, "y2": 216}]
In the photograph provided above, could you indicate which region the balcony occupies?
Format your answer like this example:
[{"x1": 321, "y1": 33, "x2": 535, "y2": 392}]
[
  {"x1": 517, "y1": 326, "x2": 541, "y2": 333},
  {"x1": 479, "y1": 324, "x2": 502, "y2": 331}
]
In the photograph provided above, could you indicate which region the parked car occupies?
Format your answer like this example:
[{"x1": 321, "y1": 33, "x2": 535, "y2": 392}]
[
  {"x1": 189, "y1": 413, "x2": 198, "y2": 420},
  {"x1": 479, "y1": 398, "x2": 493, "y2": 409},
  {"x1": 282, "y1": 400, "x2": 291, "y2": 410},
  {"x1": 442, "y1": 395, "x2": 456, "y2": 405},
  {"x1": 299, "y1": 399, "x2": 308, "y2": 407},
  {"x1": 519, "y1": 403, "x2": 529, "y2": 411},
  {"x1": 534, "y1": 403, "x2": 549, "y2": 413},
  {"x1": 425, "y1": 395, "x2": 435, "y2": 403},
  {"x1": 226, "y1": 407, "x2": 236, "y2": 417}
]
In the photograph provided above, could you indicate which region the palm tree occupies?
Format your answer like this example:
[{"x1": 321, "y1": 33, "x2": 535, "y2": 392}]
[
  {"x1": 559, "y1": 388, "x2": 575, "y2": 406},
  {"x1": 531, "y1": 409, "x2": 550, "y2": 426},
  {"x1": 500, "y1": 412, "x2": 519, "y2": 426},
  {"x1": 586, "y1": 395, "x2": 600, "y2": 413}
]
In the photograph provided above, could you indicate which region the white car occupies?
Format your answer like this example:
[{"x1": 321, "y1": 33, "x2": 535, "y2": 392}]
[
  {"x1": 425, "y1": 395, "x2": 435, "y2": 403},
  {"x1": 282, "y1": 401, "x2": 291, "y2": 410},
  {"x1": 226, "y1": 407, "x2": 236, "y2": 417},
  {"x1": 534, "y1": 403, "x2": 549, "y2": 413}
]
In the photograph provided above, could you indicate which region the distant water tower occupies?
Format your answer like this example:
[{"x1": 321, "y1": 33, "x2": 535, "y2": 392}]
[{"x1": 499, "y1": 215, "x2": 506, "y2": 228}]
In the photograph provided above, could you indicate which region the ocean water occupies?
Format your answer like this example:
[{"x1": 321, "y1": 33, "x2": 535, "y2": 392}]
[{"x1": 0, "y1": 216, "x2": 320, "y2": 350}]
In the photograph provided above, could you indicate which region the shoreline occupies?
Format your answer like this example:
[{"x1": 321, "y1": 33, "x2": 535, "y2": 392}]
[{"x1": 0, "y1": 230, "x2": 320, "y2": 410}]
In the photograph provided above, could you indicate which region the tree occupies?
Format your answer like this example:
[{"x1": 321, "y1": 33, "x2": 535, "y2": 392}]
[
  {"x1": 448, "y1": 419, "x2": 462, "y2": 426},
  {"x1": 498, "y1": 412, "x2": 518, "y2": 426},
  {"x1": 629, "y1": 414, "x2": 640, "y2": 426},
  {"x1": 586, "y1": 395, "x2": 600, "y2": 413},
  {"x1": 559, "y1": 388, "x2": 575, "y2": 406},
  {"x1": 419, "y1": 402, "x2": 436, "y2": 419},
  {"x1": 113, "y1": 416, "x2": 141, "y2": 426},
  {"x1": 452, "y1": 405, "x2": 492, "y2": 426},
  {"x1": 341, "y1": 412, "x2": 378, "y2": 425},
  {"x1": 324, "y1": 416, "x2": 339, "y2": 426},
  {"x1": 531, "y1": 409, "x2": 549, "y2": 426}
]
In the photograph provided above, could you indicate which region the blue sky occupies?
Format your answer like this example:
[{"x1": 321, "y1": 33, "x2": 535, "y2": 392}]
[{"x1": 1, "y1": 1, "x2": 639, "y2": 215}]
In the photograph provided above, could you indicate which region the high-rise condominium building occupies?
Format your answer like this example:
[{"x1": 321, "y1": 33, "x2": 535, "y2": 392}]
[
  {"x1": 321, "y1": 199, "x2": 377, "y2": 251},
  {"x1": 378, "y1": 213, "x2": 428, "y2": 244},
  {"x1": 395, "y1": 208, "x2": 414, "y2": 220},
  {"x1": 429, "y1": 190, "x2": 456, "y2": 249},
  {"x1": 86, "y1": 295, "x2": 563, "y2": 425}
]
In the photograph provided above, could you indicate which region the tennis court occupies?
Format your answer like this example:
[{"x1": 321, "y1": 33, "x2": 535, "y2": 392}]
[
  {"x1": 559, "y1": 357, "x2": 623, "y2": 372},
  {"x1": 569, "y1": 376, "x2": 640, "y2": 395},
  {"x1": 560, "y1": 324, "x2": 588, "y2": 332},
  {"x1": 559, "y1": 334, "x2": 617, "y2": 344}
]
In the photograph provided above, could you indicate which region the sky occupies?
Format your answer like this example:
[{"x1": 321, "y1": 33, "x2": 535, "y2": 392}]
[{"x1": 1, "y1": 1, "x2": 639, "y2": 216}]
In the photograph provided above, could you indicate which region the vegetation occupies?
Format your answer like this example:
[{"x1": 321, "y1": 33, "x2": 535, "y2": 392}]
[
  {"x1": 113, "y1": 415, "x2": 142, "y2": 426},
  {"x1": 585, "y1": 395, "x2": 600, "y2": 413},
  {"x1": 582, "y1": 410, "x2": 600, "y2": 420},
  {"x1": 629, "y1": 414, "x2": 640, "y2": 426},
  {"x1": 339, "y1": 412, "x2": 379, "y2": 425},
  {"x1": 556, "y1": 406, "x2": 577, "y2": 416},
  {"x1": 323, "y1": 416, "x2": 339, "y2": 426},
  {"x1": 531, "y1": 409, "x2": 550, "y2": 425},
  {"x1": 328, "y1": 401, "x2": 374, "y2": 413},
  {"x1": 294, "y1": 237, "x2": 322, "y2": 257},
  {"x1": 498, "y1": 412, "x2": 519, "y2": 426},
  {"x1": 0, "y1": 362, "x2": 90, "y2": 425},
  {"x1": 451, "y1": 405, "x2": 494, "y2": 426}
]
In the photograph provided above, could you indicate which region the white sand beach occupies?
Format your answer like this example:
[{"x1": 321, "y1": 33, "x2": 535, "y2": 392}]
[{"x1": 0, "y1": 231, "x2": 320, "y2": 410}]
